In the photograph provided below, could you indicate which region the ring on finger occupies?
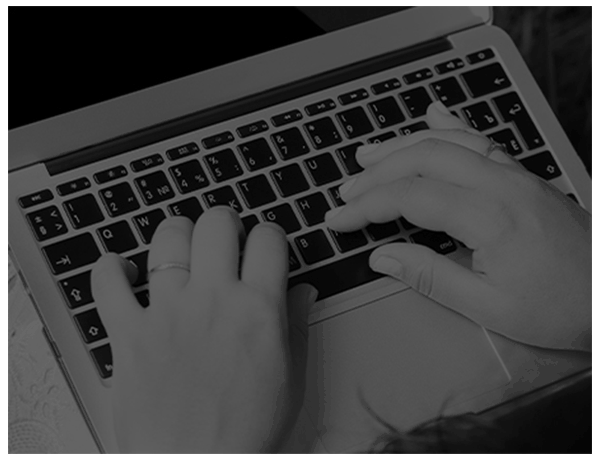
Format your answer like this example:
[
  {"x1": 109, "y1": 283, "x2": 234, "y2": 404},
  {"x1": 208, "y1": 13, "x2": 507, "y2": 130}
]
[
  {"x1": 484, "y1": 140, "x2": 508, "y2": 158},
  {"x1": 148, "y1": 262, "x2": 191, "y2": 281}
]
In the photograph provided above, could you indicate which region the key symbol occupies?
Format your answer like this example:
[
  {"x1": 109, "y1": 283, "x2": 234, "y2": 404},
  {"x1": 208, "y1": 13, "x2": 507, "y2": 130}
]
[
  {"x1": 71, "y1": 288, "x2": 82, "y2": 302},
  {"x1": 89, "y1": 326, "x2": 99, "y2": 336}
]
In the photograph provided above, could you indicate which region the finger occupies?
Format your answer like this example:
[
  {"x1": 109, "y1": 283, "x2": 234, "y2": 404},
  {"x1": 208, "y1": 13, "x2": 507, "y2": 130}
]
[
  {"x1": 427, "y1": 101, "x2": 518, "y2": 167},
  {"x1": 91, "y1": 253, "x2": 142, "y2": 345},
  {"x1": 147, "y1": 216, "x2": 193, "y2": 303},
  {"x1": 369, "y1": 242, "x2": 505, "y2": 331},
  {"x1": 191, "y1": 206, "x2": 243, "y2": 286},
  {"x1": 339, "y1": 137, "x2": 495, "y2": 203},
  {"x1": 327, "y1": 177, "x2": 483, "y2": 246},
  {"x1": 241, "y1": 223, "x2": 288, "y2": 303},
  {"x1": 286, "y1": 284, "x2": 317, "y2": 377}
]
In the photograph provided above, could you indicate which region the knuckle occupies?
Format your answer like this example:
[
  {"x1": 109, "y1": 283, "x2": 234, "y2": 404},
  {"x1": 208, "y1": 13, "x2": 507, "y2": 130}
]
[
  {"x1": 154, "y1": 216, "x2": 192, "y2": 239},
  {"x1": 411, "y1": 259, "x2": 436, "y2": 298}
]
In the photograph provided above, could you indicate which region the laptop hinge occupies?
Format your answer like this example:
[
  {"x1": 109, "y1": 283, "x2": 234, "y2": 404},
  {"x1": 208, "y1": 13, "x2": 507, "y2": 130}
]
[{"x1": 46, "y1": 36, "x2": 452, "y2": 176}]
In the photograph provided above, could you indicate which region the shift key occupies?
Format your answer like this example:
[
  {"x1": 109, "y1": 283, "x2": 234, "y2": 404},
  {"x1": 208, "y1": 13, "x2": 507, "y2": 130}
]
[{"x1": 43, "y1": 233, "x2": 101, "y2": 275}]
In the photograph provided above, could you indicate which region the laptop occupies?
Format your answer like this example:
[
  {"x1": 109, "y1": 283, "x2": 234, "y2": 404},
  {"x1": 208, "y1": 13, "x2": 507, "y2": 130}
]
[{"x1": 8, "y1": 7, "x2": 591, "y2": 453}]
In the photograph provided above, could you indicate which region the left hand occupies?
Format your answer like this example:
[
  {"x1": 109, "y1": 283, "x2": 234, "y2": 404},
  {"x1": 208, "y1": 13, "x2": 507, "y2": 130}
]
[{"x1": 91, "y1": 207, "x2": 318, "y2": 452}]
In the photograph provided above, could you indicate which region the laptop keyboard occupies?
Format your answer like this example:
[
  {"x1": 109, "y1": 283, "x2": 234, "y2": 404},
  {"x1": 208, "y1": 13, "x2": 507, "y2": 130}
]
[{"x1": 18, "y1": 47, "x2": 571, "y2": 380}]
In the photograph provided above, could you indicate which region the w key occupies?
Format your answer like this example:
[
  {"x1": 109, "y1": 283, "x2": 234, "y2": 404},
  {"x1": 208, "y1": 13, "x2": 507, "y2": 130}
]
[{"x1": 134, "y1": 171, "x2": 175, "y2": 205}]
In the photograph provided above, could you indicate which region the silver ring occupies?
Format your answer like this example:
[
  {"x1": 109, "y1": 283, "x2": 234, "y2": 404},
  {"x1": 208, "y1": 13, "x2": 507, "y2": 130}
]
[
  {"x1": 484, "y1": 140, "x2": 507, "y2": 158},
  {"x1": 148, "y1": 262, "x2": 191, "y2": 279}
]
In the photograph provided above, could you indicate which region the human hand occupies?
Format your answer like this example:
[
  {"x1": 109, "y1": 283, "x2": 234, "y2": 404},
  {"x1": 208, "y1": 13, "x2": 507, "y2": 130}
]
[
  {"x1": 326, "y1": 102, "x2": 591, "y2": 353},
  {"x1": 91, "y1": 207, "x2": 318, "y2": 452}
]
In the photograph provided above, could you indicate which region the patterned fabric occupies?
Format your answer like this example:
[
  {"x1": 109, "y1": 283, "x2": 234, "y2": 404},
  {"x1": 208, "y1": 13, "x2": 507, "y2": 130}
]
[{"x1": 8, "y1": 260, "x2": 75, "y2": 453}]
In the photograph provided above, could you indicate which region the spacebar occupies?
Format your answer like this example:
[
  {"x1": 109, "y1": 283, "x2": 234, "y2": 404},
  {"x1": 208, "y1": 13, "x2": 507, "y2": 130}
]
[{"x1": 288, "y1": 247, "x2": 384, "y2": 301}]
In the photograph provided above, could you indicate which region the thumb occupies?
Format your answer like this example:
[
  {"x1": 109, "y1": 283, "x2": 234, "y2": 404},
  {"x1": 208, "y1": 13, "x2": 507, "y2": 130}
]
[
  {"x1": 91, "y1": 253, "x2": 142, "y2": 349},
  {"x1": 286, "y1": 284, "x2": 318, "y2": 375},
  {"x1": 370, "y1": 242, "x2": 500, "y2": 327}
]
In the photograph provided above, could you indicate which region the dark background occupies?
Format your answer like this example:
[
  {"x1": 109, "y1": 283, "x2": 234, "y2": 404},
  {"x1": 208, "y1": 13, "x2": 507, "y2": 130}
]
[{"x1": 9, "y1": 7, "x2": 590, "y2": 173}]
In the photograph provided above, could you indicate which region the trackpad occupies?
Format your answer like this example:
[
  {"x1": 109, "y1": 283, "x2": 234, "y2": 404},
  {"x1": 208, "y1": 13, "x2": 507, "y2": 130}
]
[{"x1": 301, "y1": 287, "x2": 510, "y2": 452}]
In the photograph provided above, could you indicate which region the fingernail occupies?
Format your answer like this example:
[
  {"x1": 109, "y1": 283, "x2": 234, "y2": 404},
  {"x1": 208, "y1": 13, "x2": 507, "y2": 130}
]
[
  {"x1": 120, "y1": 258, "x2": 139, "y2": 284},
  {"x1": 356, "y1": 143, "x2": 378, "y2": 156},
  {"x1": 372, "y1": 256, "x2": 403, "y2": 278},
  {"x1": 325, "y1": 206, "x2": 344, "y2": 221},
  {"x1": 432, "y1": 100, "x2": 452, "y2": 116},
  {"x1": 338, "y1": 178, "x2": 357, "y2": 196},
  {"x1": 306, "y1": 286, "x2": 319, "y2": 305}
]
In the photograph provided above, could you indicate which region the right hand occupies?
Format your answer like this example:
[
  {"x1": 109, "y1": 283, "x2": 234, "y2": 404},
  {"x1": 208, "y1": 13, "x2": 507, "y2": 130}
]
[{"x1": 326, "y1": 102, "x2": 591, "y2": 353}]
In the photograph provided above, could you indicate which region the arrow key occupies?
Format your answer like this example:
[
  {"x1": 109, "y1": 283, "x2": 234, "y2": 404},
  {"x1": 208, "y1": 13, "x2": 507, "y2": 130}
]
[
  {"x1": 519, "y1": 151, "x2": 562, "y2": 181},
  {"x1": 74, "y1": 308, "x2": 107, "y2": 343},
  {"x1": 461, "y1": 62, "x2": 511, "y2": 98},
  {"x1": 58, "y1": 271, "x2": 93, "y2": 309}
]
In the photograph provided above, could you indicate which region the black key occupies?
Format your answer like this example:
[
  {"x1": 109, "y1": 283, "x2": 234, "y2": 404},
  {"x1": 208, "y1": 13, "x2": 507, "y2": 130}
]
[
  {"x1": 19, "y1": 189, "x2": 54, "y2": 208},
  {"x1": 165, "y1": 142, "x2": 200, "y2": 161},
  {"x1": 327, "y1": 186, "x2": 345, "y2": 207},
  {"x1": 271, "y1": 128, "x2": 310, "y2": 160},
  {"x1": 288, "y1": 243, "x2": 301, "y2": 272},
  {"x1": 134, "y1": 171, "x2": 175, "y2": 206},
  {"x1": 338, "y1": 88, "x2": 369, "y2": 105},
  {"x1": 567, "y1": 193, "x2": 579, "y2": 204},
  {"x1": 272, "y1": 109, "x2": 303, "y2": 127},
  {"x1": 237, "y1": 120, "x2": 269, "y2": 138},
  {"x1": 202, "y1": 131, "x2": 234, "y2": 149},
  {"x1": 466, "y1": 48, "x2": 495, "y2": 64},
  {"x1": 295, "y1": 192, "x2": 330, "y2": 227},
  {"x1": 237, "y1": 138, "x2": 277, "y2": 171},
  {"x1": 204, "y1": 149, "x2": 244, "y2": 184},
  {"x1": 403, "y1": 68, "x2": 433, "y2": 84},
  {"x1": 368, "y1": 131, "x2": 397, "y2": 144},
  {"x1": 371, "y1": 78, "x2": 401, "y2": 95},
  {"x1": 135, "y1": 289, "x2": 150, "y2": 308},
  {"x1": 127, "y1": 251, "x2": 149, "y2": 287},
  {"x1": 242, "y1": 215, "x2": 260, "y2": 235},
  {"x1": 336, "y1": 143, "x2": 364, "y2": 175},
  {"x1": 461, "y1": 63, "x2": 511, "y2": 98},
  {"x1": 43, "y1": 233, "x2": 101, "y2": 275},
  {"x1": 57, "y1": 177, "x2": 91, "y2": 196},
  {"x1": 336, "y1": 107, "x2": 374, "y2": 139},
  {"x1": 94, "y1": 166, "x2": 128, "y2": 184},
  {"x1": 168, "y1": 160, "x2": 210, "y2": 193},
  {"x1": 399, "y1": 121, "x2": 429, "y2": 135},
  {"x1": 270, "y1": 164, "x2": 310, "y2": 197},
  {"x1": 366, "y1": 221, "x2": 401, "y2": 241},
  {"x1": 303, "y1": 117, "x2": 342, "y2": 150},
  {"x1": 74, "y1": 308, "x2": 107, "y2": 343},
  {"x1": 305, "y1": 99, "x2": 336, "y2": 116},
  {"x1": 130, "y1": 153, "x2": 164, "y2": 172},
  {"x1": 132, "y1": 208, "x2": 166, "y2": 244},
  {"x1": 289, "y1": 244, "x2": 394, "y2": 300},
  {"x1": 462, "y1": 102, "x2": 498, "y2": 132},
  {"x1": 303, "y1": 153, "x2": 343, "y2": 186},
  {"x1": 90, "y1": 344, "x2": 113, "y2": 379},
  {"x1": 488, "y1": 128, "x2": 523, "y2": 156},
  {"x1": 492, "y1": 92, "x2": 545, "y2": 150},
  {"x1": 294, "y1": 230, "x2": 335, "y2": 265},
  {"x1": 27, "y1": 205, "x2": 68, "y2": 241},
  {"x1": 58, "y1": 271, "x2": 93, "y2": 309},
  {"x1": 400, "y1": 217, "x2": 418, "y2": 231},
  {"x1": 519, "y1": 151, "x2": 562, "y2": 181},
  {"x1": 202, "y1": 186, "x2": 243, "y2": 213},
  {"x1": 430, "y1": 77, "x2": 467, "y2": 107},
  {"x1": 411, "y1": 230, "x2": 456, "y2": 255},
  {"x1": 261, "y1": 203, "x2": 301, "y2": 234},
  {"x1": 399, "y1": 87, "x2": 433, "y2": 118},
  {"x1": 434, "y1": 58, "x2": 465, "y2": 74},
  {"x1": 97, "y1": 221, "x2": 139, "y2": 254},
  {"x1": 64, "y1": 194, "x2": 105, "y2": 229},
  {"x1": 368, "y1": 97, "x2": 406, "y2": 128},
  {"x1": 237, "y1": 175, "x2": 277, "y2": 209},
  {"x1": 168, "y1": 197, "x2": 203, "y2": 223},
  {"x1": 99, "y1": 182, "x2": 140, "y2": 217},
  {"x1": 329, "y1": 229, "x2": 368, "y2": 253}
]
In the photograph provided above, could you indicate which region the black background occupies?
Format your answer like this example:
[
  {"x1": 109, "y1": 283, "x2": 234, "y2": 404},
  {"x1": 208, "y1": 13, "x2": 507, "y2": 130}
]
[{"x1": 9, "y1": 7, "x2": 325, "y2": 129}]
